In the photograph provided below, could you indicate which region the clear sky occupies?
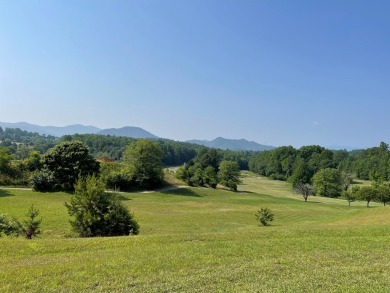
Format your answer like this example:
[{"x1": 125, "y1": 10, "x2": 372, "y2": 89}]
[{"x1": 1, "y1": 1, "x2": 389, "y2": 148}]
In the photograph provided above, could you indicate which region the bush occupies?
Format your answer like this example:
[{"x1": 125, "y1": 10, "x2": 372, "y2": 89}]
[
  {"x1": 255, "y1": 208, "x2": 274, "y2": 226},
  {"x1": 20, "y1": 205, "x2": 42, "y2": 239},
  {"x1": 0, "y1": 214, "x2": 20, "y2": 237},
  {"x1": 105, "y1": 171, "x2": 134, "y2": 191},
  {"x1": 269, "y1": 173, "x2": 286, "y2": 181},
  {"x1": 65, "y1": 176, "x2": 139, "y2": 237},
  {"x1": 31, "y1": 170, "x2": 59, "y2": 192},
  {"x1": 0, "y1": 205, "x2": 42, "y2": 239}
]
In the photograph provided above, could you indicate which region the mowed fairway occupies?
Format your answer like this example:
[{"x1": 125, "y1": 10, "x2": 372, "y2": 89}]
[{"x1": 1, "y1": 172, "x2": 390, "y2": 292}]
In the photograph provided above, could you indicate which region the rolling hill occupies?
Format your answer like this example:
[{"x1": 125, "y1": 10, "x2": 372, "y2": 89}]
[
  {"x1": 187, "y1": 137, "x2": 274, "y2": 151},
  {"x1": 0, "y1": 122, "x2": 100, "y2": 136},
  {"x1": 96, "y1": 126, "x2": 158, "y2": 139},
  {"x1": 0, "y1": 122, "x2": 158, "y2": 139}
]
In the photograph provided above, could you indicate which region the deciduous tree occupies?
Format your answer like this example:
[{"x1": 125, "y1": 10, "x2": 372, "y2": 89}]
[
  {"x1": 294, "y1": 183, "x2": 314, "y2": 202},
  {"x1": 312, "y1": 168, "x2": 342, "y2": 198},
  {"x1": 123, "y1": 139, "x2": 164, "y2": 188},
  {"x1": 357, "y1": 186, "x2": 378, "y2": 207},
  {"x1": 377, "y1": 185, "x2": 390, "y2": 206},
  {"x1": 218, "y1": 160, "x2": 241, "y2": 191}
]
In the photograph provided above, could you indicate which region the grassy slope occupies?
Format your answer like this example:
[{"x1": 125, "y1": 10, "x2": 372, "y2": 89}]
[{"x1": 1, "y1": 173, "x2": 390, "y2": 292}]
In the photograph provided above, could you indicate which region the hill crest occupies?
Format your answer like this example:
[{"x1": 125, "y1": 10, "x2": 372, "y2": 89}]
[{"x1": 187, "y1": 137, "x2": 274, "y2": 151}]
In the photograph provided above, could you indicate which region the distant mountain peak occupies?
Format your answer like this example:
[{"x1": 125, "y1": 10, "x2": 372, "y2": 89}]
[
  {"x1": 97, "y1": 126, "x2": 158, "y2": 139},
  {"x1": 186, "y1": 137, "x2": 274, "y2": 151},
  {"x1": 0, "y1": 122, "x2": 158, "y2": 139}
]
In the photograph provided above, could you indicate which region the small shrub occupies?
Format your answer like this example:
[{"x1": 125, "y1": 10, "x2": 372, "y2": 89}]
[
  {"x1": 0, "y1": 205, "x2": 42, "y2": 239},
  {"x1": 0, "y1": 214, "x2": 20, "y2": 237},
  {"x1": 20, "y1": 205, "x2": 42, "y2": 239},
  {"x1": 255, "y1": 208, "x2": 274, "y2": 226}
]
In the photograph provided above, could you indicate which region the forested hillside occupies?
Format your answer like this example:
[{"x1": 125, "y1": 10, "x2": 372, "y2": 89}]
[
  {"x1": 248, "y1": 142, "x2": 390, "y2": 183},
  {"x1": 2, "y1": 126, "x2": 390, "y2": 192},
  {"x1": 0, "y1": 127, "x2": 57, "y2": 155}
]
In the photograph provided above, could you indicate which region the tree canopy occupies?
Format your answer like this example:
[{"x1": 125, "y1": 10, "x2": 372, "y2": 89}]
[
  {"x1": 123, "y1": 139, "x2": 164, "y2": 189},
  {"x1": 218, "y1": 160, "x2": 241, "y2": 191},
  {"x1": 312, "y1": 168, "x2": 343, "y2": 198},
  {"x1": 32, "y1": 141, "x2": 99, "y2": 191}
]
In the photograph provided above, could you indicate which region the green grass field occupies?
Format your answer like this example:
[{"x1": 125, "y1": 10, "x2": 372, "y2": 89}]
[{"x1": 1, "y1": 172, "x2": 390, "y2": 292}]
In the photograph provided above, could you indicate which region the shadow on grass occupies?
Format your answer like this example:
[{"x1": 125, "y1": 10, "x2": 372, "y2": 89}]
[
  {"x1": 0, "y1": 189, "x2": 13, "y2": 198},
  {"x1": 116, "y1": 194, "x2": 132, "y2": 201},
  {"x1": 161, "y1": 188, "x2": 202, "y2": 197},
  {"x1": 238, "y1": 190, "x2": 256, "y2": 194}
]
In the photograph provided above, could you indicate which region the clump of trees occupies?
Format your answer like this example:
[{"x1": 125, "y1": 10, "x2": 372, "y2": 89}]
[
  {"x1": 65, "y1": 176, "x2": 139, "y2": 237},
  {"x1": 352, "y1": 183, "x2": 390, "y2": 207},
  {"x1": 176, "y1": 148, "x2": 242, "y2": 191},
  {"x1": 32, "y1": 141, "x2": 100, "y2": 192},
  {"x1": 218, "y1": 161, "x2": 241, "y2": 191},
  {"x1": 0, "y1": 146, "x2": 42, "y2": 186},
  {"x1": 249, "y1": 142, "x2": 390, "y2": 186},
  {"x1": 312, "y1": 168, "x2": 343, "y2": 198},
  {"x1": 100, "y1": 139, "x2": 165, "y2": 191},
  {"x1": 176, "y1": 148, "x2": 221, "y2": 188}
]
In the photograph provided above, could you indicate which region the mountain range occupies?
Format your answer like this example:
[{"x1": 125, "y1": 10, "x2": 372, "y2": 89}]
[
  {"x1": 0, "y1": 121, "x2": 273, "y2": 152},
  {"x1": 0, "y1": 122, "x2": 157, "y2": 139},
  {"x1": 187, "y1": 137, "x2": 274, "y2": 151}
]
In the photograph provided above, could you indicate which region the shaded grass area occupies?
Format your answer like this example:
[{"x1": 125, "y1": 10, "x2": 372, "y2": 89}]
[{"x1": 1, "y1": 174, "x2": 390, "y2": 292}]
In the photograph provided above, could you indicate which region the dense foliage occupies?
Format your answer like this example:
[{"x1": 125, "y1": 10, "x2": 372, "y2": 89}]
[
  {"x1": 65, "y1": 176, "x2": 139, "y2": 237},
  {"x1": 3, "y1": 126, "x2": 390, "y2": 204},
  {"x1": 218, "y1": 161, "x2": 241, "y2": 191},
  {"x1": 176, "y1": 149, "x2": 242, "y2": 191},
  {"x1": 32, "y1": 141, "x2": 100, "y2": 191},
  {"x1": 312, "y1": 168, "x2": 343, "y2": 198},
  {"x1": 123, "y1": 139, "x2": 164, "y2": 188},
  {"x1": 0, "y1": 127, "x2": 57, "y2": 154},
  {"x1": 61, "y1": 134, "x2": 199, "y2": 166},
  {"x1": 0, "y1": 146, "x2": 41, "y2": 186},
  {"x1": 249, "y1": 142, "x2": 390, "y2": 186}
]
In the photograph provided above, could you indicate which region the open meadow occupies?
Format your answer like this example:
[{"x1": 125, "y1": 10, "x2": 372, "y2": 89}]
[{"x1": 1, "y1": 172, "x2": 390, "y2": 292}]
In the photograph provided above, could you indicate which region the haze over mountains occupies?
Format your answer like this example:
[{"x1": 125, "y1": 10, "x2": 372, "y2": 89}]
[
  {"x1": 187, "y1": 137, "x2": 274, "y2": 151},
  {"x1": 0, "y1": 121, "x2": 273, "y2": 151},
  {"x1": 0, "y1": 122, "x2": 157, "y2": 139},
  {"x1": 0, "y1": 122, "x2": 100, "y2": 136}
]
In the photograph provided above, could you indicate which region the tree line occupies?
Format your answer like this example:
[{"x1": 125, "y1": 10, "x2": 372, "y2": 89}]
[
  {"x1": 176, "y1": 148, "x2": 242, "y2": 191},
  {"x1": 249, "y1": 142, "x2": 390, "y2": 206},
  {"x1": 249, "y1": 142, "x2": 390, "y2": 184},
  {"x1": 0, "y1": 127, "x2": 253, "y2": 168}
]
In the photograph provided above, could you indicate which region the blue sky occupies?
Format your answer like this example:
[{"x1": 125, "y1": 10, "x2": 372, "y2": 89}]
[{"x1": 1, "y1": 1, "x2": 389, "y2": 148}]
